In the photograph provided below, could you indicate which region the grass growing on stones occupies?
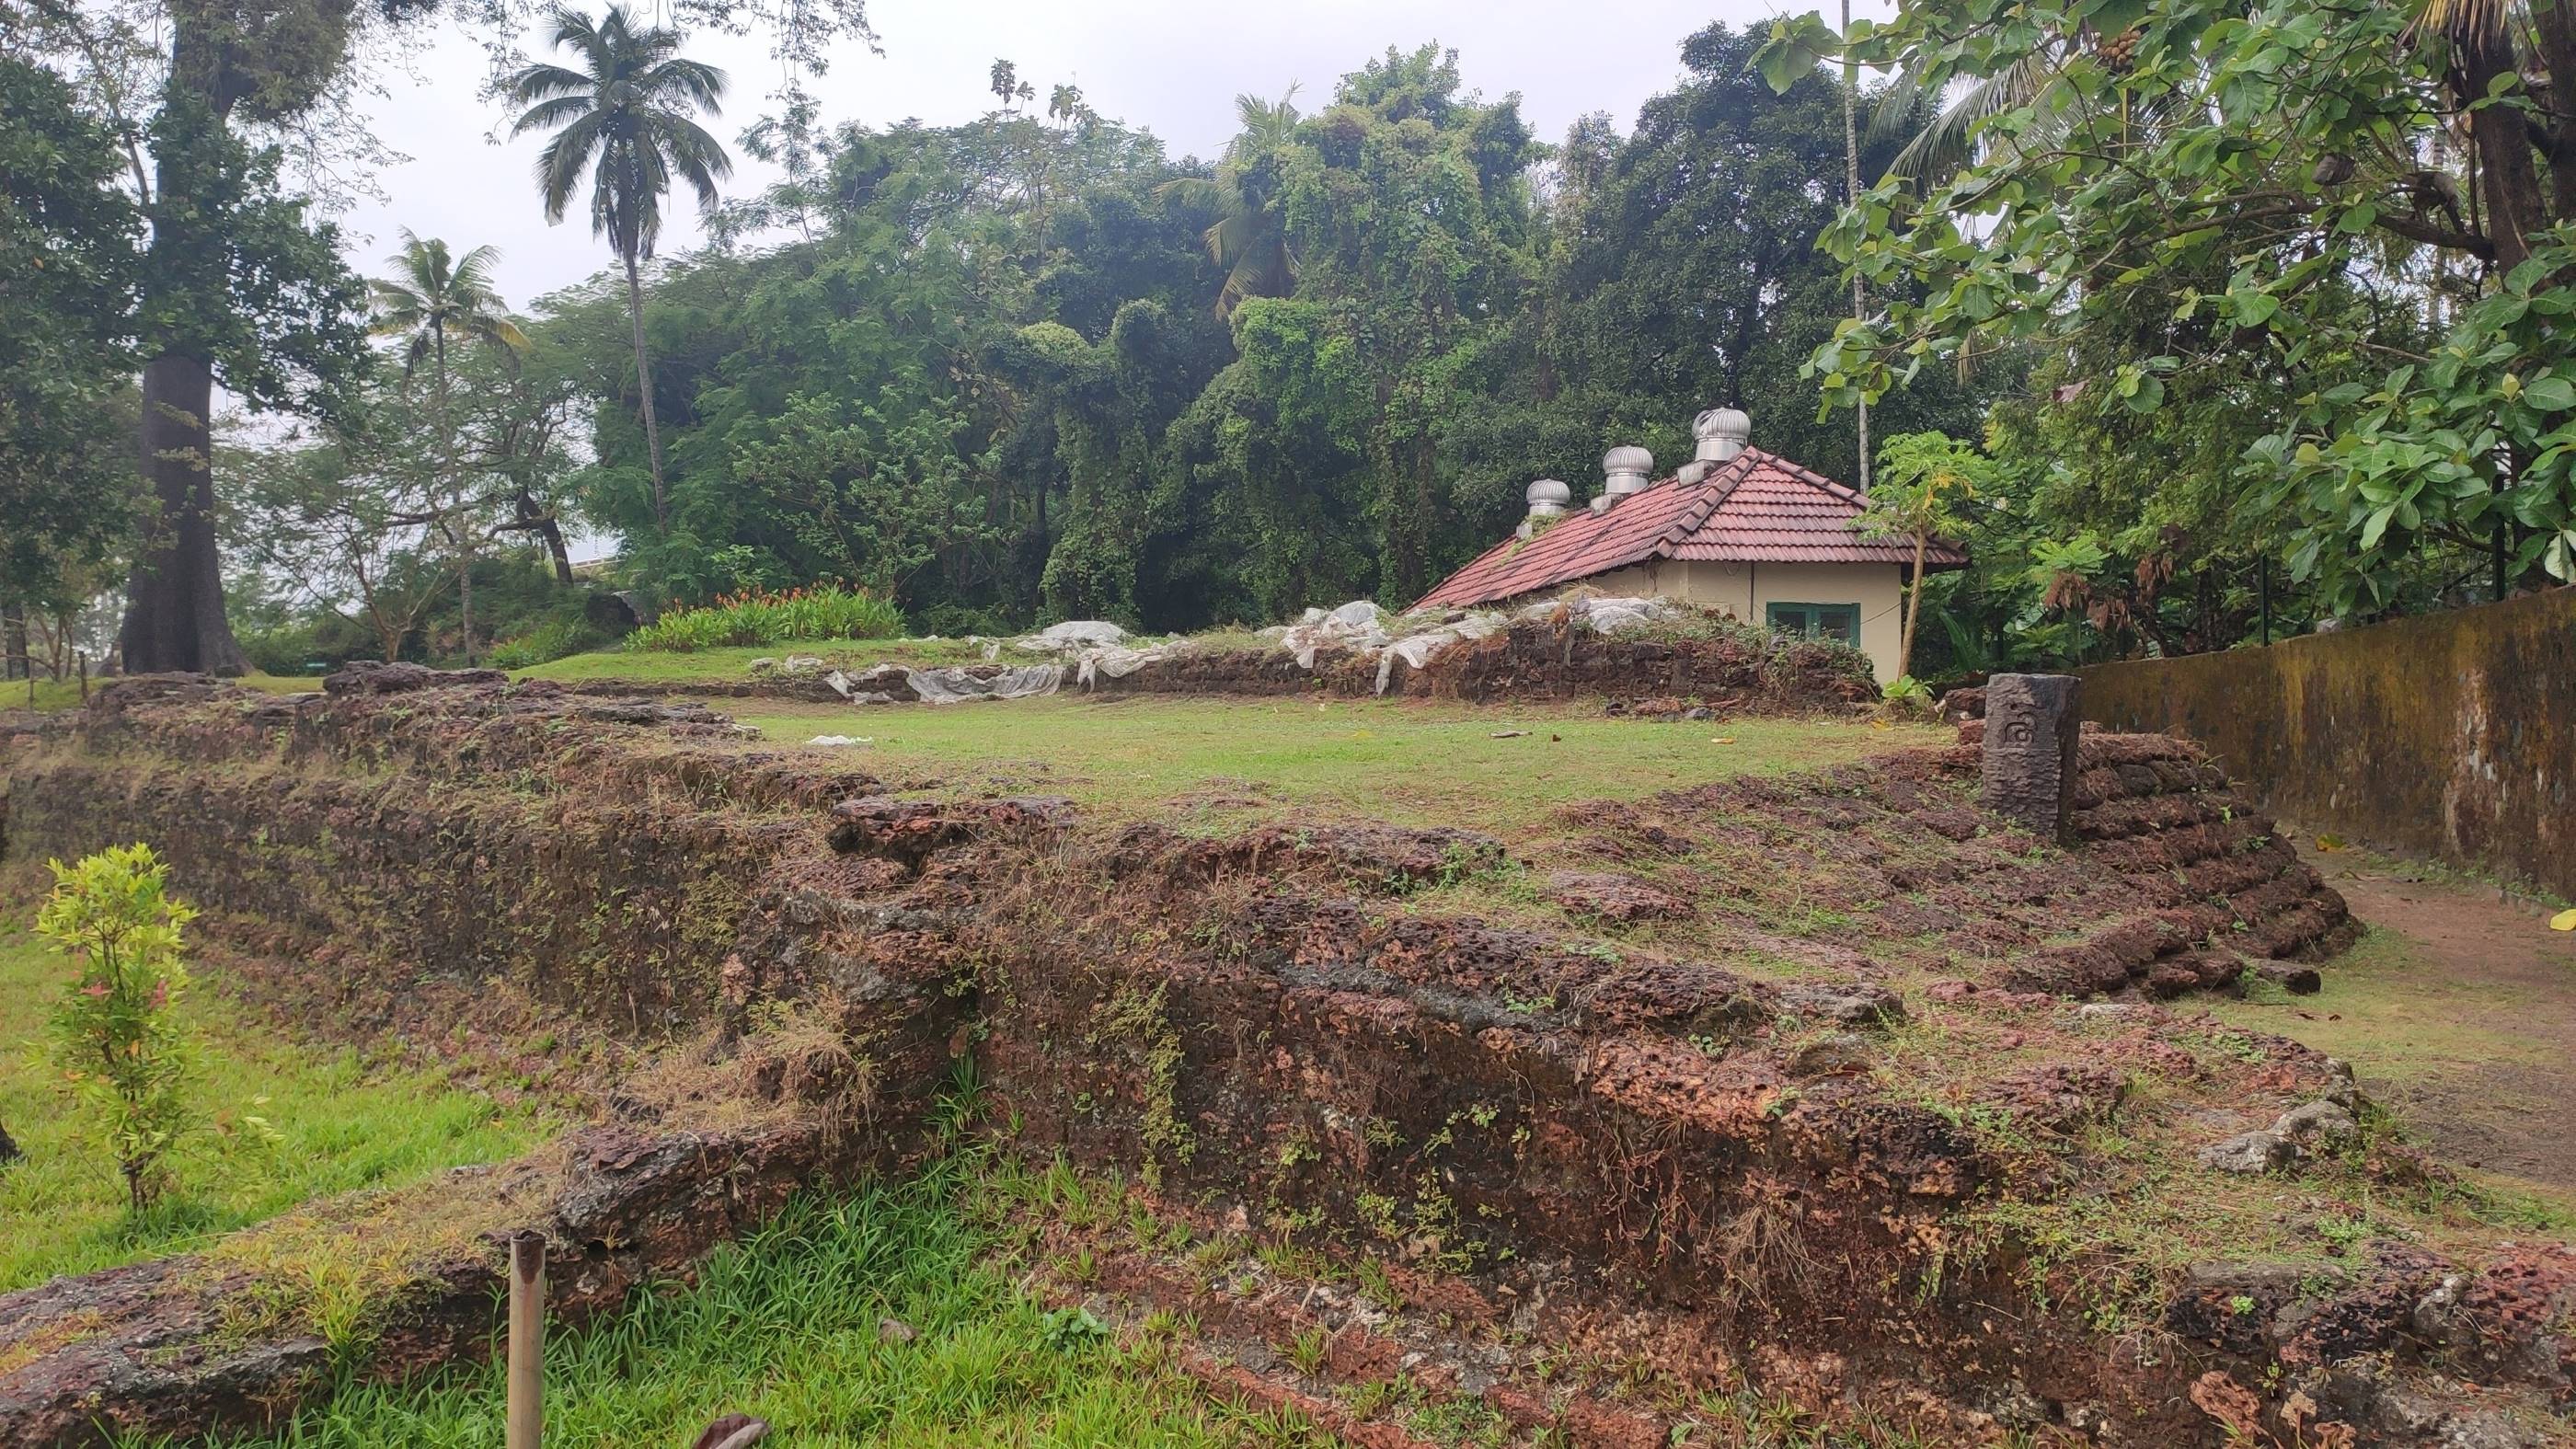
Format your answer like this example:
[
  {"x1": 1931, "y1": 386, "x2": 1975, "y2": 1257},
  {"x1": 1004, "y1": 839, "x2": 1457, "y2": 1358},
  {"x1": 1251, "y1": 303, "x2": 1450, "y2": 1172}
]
[
  {"x1": 208, "y1": 1162, "x2": 1315, "y2": 1449},
  {"x1": 0, "y1": 924, "x2": 538, "y2": 1292},
  {"x1": 7, "y1": 671, "x2": 317, "y2": 714},
  {"x1": 725, "y1": 696, "x2": 1937, "y2": 834}
]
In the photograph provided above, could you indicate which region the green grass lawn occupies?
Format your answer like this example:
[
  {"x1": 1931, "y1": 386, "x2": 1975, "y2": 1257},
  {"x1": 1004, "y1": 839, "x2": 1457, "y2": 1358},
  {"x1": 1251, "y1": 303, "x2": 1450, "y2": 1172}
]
[
  {"x1": 725, "y1": 695, "x2": 1942, "y2": 834},
  {"x1": 2208, "y1": 914, "x2": 2576, "y2": 1218},
  {"x1": 521, "y1": 636, "x2": 1001, "y2": 683},
  {"x1": 213, "y1": 1163, "x2": 1305, "y2": 1449},
  {"x1": 0, "y1": 923, "x2": 538, "y2": 1291},
  {"x1": 2206, "y1": 925, "x2": 2562, "y2": 1087}
]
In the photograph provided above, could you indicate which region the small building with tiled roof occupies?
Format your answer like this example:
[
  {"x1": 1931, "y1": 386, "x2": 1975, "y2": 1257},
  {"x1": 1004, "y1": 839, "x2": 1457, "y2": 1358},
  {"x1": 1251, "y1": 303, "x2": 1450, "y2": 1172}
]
[{"x1": 1413, "y1": 408, "x2": 1966, "y2": 684}]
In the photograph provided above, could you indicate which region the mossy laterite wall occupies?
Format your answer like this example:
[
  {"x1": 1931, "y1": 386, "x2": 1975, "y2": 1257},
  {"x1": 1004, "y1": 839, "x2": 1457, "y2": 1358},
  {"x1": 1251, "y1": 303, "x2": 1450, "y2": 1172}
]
[{"x1": 2077, "y1": 587, "x2": 2575, "y2": 899}]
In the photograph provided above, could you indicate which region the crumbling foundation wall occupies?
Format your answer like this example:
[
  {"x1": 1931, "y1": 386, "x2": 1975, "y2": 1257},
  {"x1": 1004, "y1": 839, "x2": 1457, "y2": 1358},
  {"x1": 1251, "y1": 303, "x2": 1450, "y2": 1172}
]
[{"x1": 1, "y1": 676, "x2": 2543, "y2": 1449}]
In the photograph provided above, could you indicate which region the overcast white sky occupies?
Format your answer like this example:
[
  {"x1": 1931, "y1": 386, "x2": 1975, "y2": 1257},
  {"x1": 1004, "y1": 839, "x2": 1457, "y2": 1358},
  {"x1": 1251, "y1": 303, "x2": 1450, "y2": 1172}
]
[{"x1": 341, "y1": 0, "x2": 1892, "y2": 311}]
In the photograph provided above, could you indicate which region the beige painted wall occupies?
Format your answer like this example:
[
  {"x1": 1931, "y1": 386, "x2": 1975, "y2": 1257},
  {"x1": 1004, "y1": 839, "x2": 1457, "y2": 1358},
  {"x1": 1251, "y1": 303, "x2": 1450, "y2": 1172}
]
[{"x1": 1579, "y1": 558, "x2": 1911, "y2": 683}]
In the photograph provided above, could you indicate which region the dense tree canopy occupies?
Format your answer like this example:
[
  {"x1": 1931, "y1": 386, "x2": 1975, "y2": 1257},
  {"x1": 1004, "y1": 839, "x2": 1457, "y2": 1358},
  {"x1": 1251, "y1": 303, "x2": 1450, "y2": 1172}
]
[
  {"x1": 6, "y1": 0, "x2": 2566, "y2": 677},
  {"x1": 500, "y1": 26, "x2": 1934, "y2": 635},
  {"x1": 0, "y1": 59, "x2": 141, "y2": 625},
  {"x1": 1767, "y1": 0, "x2": 2576, "y2": 630}
]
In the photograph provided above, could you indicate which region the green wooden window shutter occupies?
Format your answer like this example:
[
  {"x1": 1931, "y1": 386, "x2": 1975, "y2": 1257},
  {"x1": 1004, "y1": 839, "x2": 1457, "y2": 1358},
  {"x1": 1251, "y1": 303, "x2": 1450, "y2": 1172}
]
[{"x1": 1765, "y1": 602, "x2": 1860, "y2": 643}]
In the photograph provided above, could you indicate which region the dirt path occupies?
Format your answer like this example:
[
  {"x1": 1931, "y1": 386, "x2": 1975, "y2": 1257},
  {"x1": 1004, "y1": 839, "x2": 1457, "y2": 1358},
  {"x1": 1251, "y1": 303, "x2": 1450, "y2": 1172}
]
[{"x1": 2216, "y1": 845, "x2": 2576, "y2": 1194}]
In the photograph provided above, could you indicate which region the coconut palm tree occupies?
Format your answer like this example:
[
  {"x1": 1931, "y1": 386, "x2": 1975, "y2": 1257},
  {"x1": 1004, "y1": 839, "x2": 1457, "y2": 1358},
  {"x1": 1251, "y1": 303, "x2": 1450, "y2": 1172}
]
[
  {"x1": 506, "y1": 3, "x2": 730, "y2": 532},
  {"x1": 369, "y1": 231, "x2": 527, "y2": 665},
  {"x1": 1160, "y1": 87, "x2": 1302, "y2": 316},
  {"x1": 368, "y1": 231, "x2": 527, "y2": 376}
]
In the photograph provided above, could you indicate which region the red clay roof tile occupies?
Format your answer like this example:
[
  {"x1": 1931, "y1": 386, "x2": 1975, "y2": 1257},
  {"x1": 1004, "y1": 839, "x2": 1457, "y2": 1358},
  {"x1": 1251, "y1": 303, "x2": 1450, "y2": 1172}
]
[{"x1": 1413, "y1": 447, "x2": 1966, "y2": 610}]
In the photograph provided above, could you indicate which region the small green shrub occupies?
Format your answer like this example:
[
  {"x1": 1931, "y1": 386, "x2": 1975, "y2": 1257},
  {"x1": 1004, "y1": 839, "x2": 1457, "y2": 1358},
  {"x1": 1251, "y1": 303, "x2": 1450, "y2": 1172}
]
[
  {"x1": 1879, "y1": 673, "x2": 1938, "y2": 721},
  {"x1": 489, "y1": 618, "x2": 606, "y2": 670},
  {"x1": 626, "y1": 583, "x2": 904, "y2": 653},
  {"x1": 40, "y1": 844, "x2": 213, "y2": 1212}
]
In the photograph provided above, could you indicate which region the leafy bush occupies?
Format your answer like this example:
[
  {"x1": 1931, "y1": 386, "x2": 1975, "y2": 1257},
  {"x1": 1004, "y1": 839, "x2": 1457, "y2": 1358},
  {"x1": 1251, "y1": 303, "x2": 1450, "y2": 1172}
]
[
  {"x1": 237, "y1": 612, "x2": 379, "y2": 675},
  {"x1": 1879, "y1": 674, "x2": 1937, "y2": 721},
  {"x1": 39, "y1": 844, "x2": 208, "y2": 1212},
  {"x1": 625, "y1": 584, "x2": 904, "y2": 652},
  {"x1": 489, "y1": 618, "x2": 606, "y2": 671}
]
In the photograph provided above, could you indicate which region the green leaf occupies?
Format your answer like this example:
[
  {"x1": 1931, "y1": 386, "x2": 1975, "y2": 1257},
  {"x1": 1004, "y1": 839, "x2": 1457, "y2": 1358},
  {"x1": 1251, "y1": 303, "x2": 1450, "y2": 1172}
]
[
  {"x1": 2522, "y1": 375, "x2": 2576, "y2": 411},
  {"x1": 2547, "y1": 530, "x2": 2576, "y2": 582},
  {"x1": 1753, "y1": 14, "x2": 1842, "y2": 95},
  {"x1": 2230, "y1": 291, "x2": 2280, "y2": 327}
]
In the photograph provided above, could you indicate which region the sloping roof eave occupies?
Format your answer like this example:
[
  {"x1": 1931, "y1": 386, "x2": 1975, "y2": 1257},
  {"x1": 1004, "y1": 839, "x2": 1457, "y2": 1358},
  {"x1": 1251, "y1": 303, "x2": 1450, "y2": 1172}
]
[{"x1": 1411, "y1": 446, "x2": 1969, "y2": 610}]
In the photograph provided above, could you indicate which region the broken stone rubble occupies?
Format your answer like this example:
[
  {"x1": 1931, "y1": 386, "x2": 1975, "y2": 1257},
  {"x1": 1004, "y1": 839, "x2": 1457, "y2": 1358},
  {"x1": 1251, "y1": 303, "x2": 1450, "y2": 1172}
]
[{"x1": 2199, "y1": 1071, "x2": 2363, "y2": 1176}]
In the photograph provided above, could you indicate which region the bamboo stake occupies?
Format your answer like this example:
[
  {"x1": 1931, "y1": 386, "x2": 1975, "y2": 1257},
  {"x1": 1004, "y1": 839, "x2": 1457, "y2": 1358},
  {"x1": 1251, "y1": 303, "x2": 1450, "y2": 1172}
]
[{"x1": 507, "y1": 1231, "x2": 545, "y2": 1449}]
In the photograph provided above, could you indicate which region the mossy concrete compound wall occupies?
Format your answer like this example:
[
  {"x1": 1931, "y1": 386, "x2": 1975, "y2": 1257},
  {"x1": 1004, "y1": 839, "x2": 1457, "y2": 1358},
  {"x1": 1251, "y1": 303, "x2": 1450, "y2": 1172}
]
[{"x1": 2077, "y1": 587, "x2": 2575, "y2": 898}]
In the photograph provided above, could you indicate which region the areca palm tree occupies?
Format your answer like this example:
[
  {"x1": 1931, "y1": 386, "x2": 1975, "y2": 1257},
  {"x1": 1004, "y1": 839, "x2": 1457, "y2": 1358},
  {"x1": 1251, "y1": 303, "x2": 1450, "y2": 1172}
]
[
  {"x1": 1160, "y1": 87, "x2": 1302, "y2": 316},
  {"x1": 369, "y1": 230, "x2": 527, "y2": 665},
  {"x1": 506, "y1": 3, "x2": 730, "y2": 532}
]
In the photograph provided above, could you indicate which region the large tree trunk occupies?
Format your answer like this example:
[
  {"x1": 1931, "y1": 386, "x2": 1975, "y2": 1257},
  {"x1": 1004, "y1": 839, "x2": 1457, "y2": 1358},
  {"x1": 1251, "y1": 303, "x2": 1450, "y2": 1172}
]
[
  {"x1": 118, "y1": 17, "x2": 253, "y2": 678},
  {"x1": 2450, "y1": 22, "x2": 2549, "y2": 274},
  {"x1": 2, "y1": 604, "x2": 29, "y2": 682},
  {"x1": 2525, "y1": 0, "x2": 2576, "y2": 223},
  {"x1": 624, "y1": 252, "x2": 670, "y2": 531},
  {"x1": 120, "y1": 352, "x2": 248, "y2": 675}
]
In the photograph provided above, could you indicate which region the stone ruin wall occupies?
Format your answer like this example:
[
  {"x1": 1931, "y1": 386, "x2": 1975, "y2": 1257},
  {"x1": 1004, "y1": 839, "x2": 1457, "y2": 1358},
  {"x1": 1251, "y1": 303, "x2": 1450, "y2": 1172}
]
[{"x1": 3, "y1": 673, "x2": 2553, "y2": 1449}]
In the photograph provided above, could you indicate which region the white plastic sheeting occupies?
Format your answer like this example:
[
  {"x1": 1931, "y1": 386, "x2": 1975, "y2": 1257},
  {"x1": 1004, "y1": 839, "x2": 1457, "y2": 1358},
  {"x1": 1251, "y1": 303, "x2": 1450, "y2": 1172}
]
[
  {"x1": 1058, "y1": 595, "x2": 1676, "y2": 696},
  {"x1": 907, "y1": 665, "x2": 1064, "y2": 703},
  {"x1": 1075, "y1": 646, "x2": 1173, "y2": 688},
  {"x1": 1519, "y1": 594, "x2": 1680, "y2": 635},
  {"x1": 827, "y1": 664, "x2": 1065, "y2": 704},
  {"x1": 1280, "y1": 599, "x2": 1394, "y2": 669},
  {"x1": 1372, "y1": 611, "x2": 1508, "y2": 694},
  {"x1": 817, "y1": 595, "x2": 1685, "y2": 706},
  {"x1": 1013, "y1": 620, "x2": 1129, "y2": 653}
]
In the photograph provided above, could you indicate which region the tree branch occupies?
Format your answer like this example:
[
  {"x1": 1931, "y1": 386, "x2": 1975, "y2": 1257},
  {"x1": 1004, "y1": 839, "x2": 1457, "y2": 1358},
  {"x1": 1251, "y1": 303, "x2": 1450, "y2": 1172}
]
[{"x1": 2371, "y1": 209, "x2": 2497, "y2": 259}]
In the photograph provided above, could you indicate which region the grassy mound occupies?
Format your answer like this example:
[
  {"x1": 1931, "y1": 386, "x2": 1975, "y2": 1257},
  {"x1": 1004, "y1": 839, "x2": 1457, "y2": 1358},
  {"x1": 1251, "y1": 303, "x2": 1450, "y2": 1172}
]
[{"x1": 720, "y1": 696, "x2": 1933, "y2": 832}]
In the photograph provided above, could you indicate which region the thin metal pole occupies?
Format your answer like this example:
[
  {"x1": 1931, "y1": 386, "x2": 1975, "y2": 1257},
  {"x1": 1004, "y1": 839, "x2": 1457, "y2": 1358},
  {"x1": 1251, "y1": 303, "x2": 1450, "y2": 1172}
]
[
  {"x1": 78, "y1": 650, "x2": 88, "y2": 702},
  {"x1": 507, "y1": 1231, "x2": 545, "y2": 1449}
]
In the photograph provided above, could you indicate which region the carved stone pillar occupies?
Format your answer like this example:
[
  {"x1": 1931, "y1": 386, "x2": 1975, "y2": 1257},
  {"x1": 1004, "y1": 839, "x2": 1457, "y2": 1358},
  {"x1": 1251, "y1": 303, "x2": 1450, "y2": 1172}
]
[{"x1": 1981, "y1": 673, "x2": 2082, "y2": 845}]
